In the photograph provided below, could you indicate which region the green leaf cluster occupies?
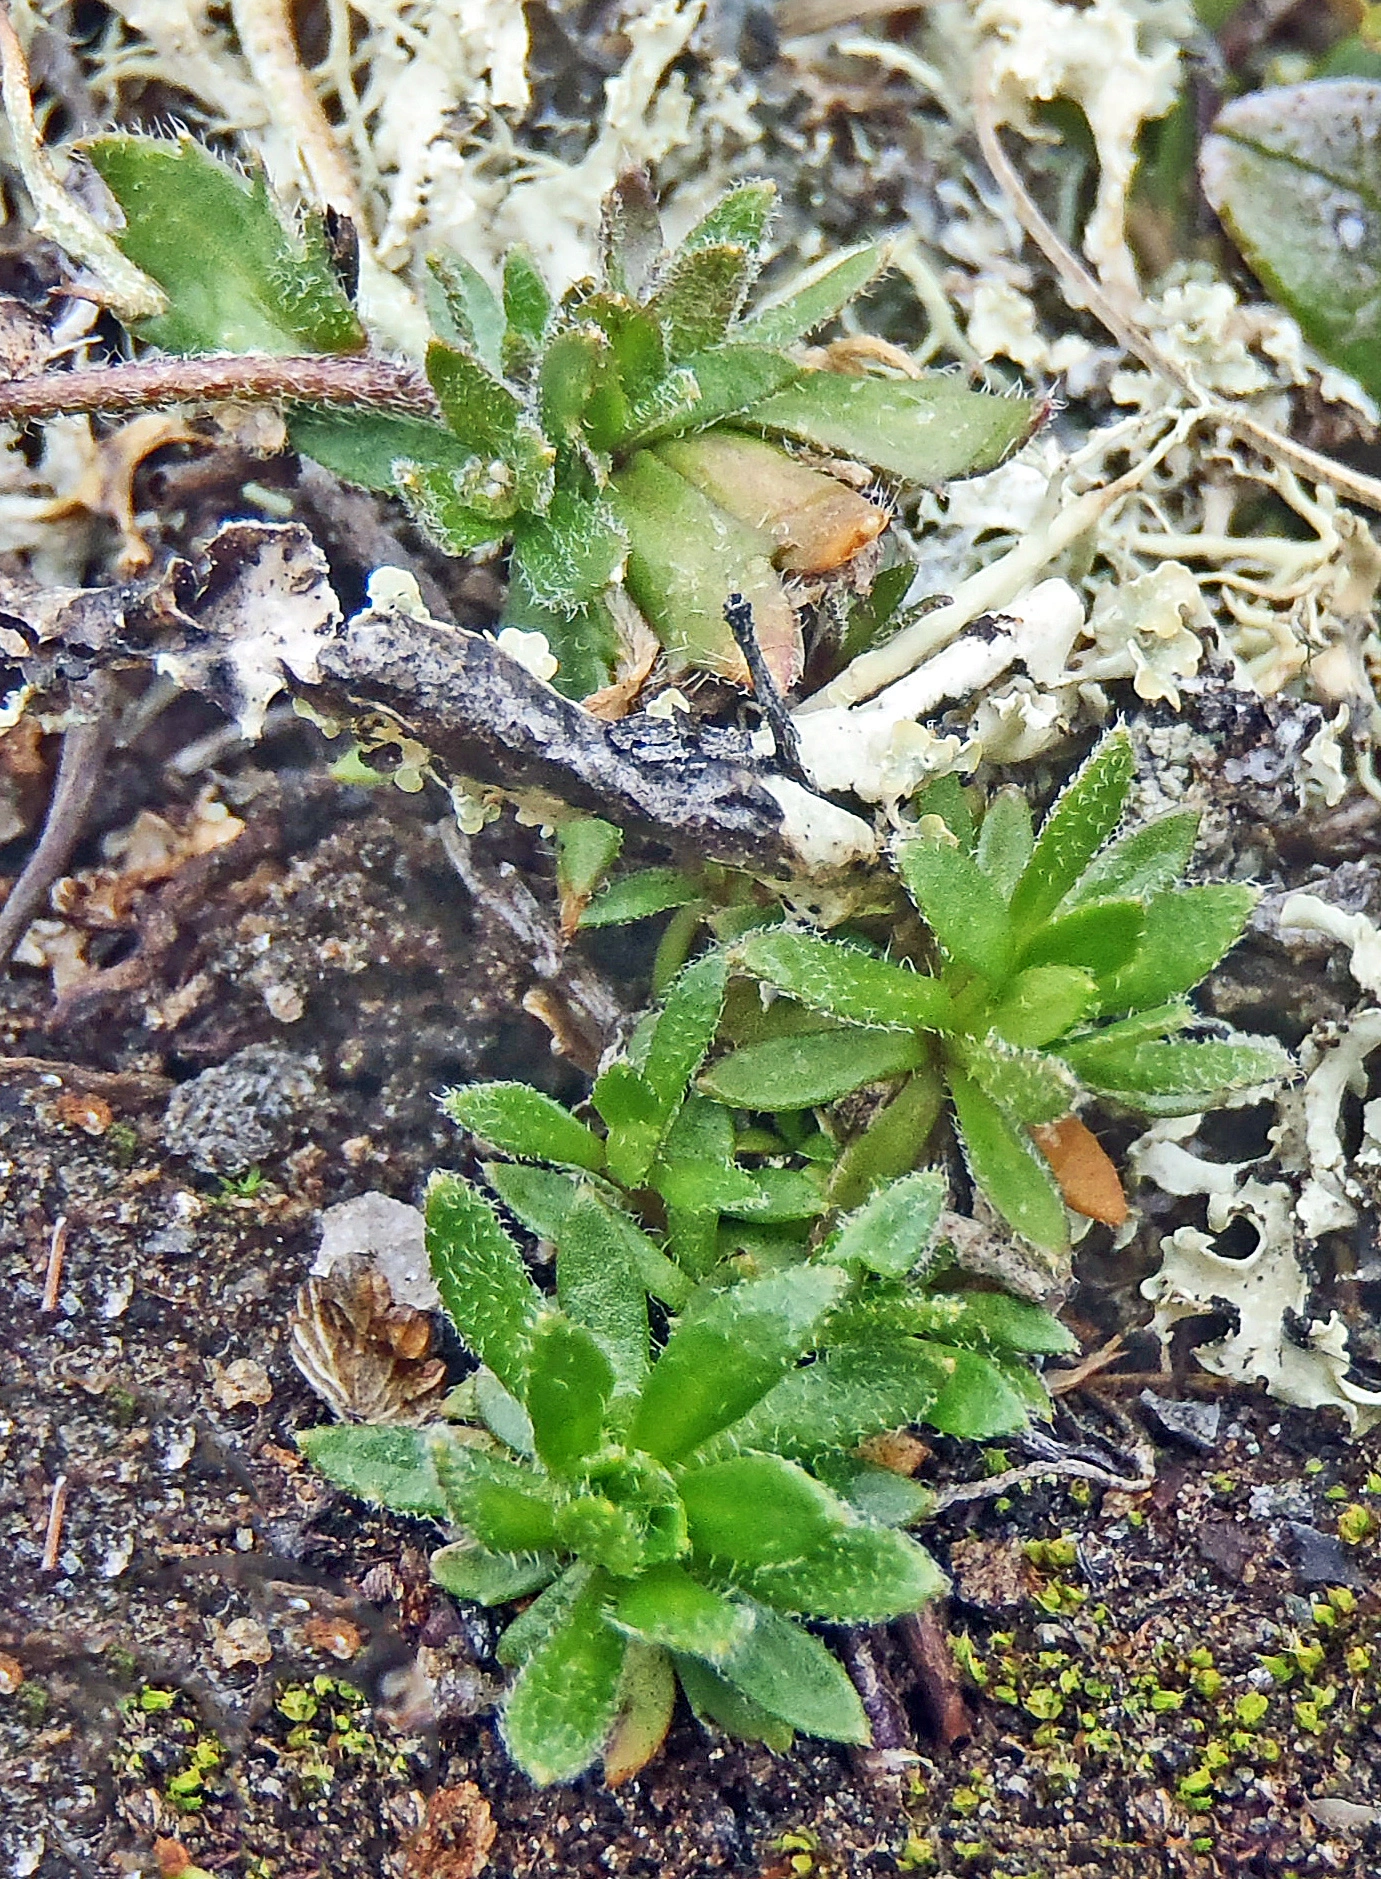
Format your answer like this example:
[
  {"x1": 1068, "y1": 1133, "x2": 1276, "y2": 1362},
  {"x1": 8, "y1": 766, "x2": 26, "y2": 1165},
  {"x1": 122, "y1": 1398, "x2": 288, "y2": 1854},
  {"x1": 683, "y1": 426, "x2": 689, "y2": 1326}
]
[
  {"x1": 88, "y1": 146, "x2": 1039, "y2": 696},
  {"x1": 714, "y1": 731, "x2": 1290, "y2": 1251}
]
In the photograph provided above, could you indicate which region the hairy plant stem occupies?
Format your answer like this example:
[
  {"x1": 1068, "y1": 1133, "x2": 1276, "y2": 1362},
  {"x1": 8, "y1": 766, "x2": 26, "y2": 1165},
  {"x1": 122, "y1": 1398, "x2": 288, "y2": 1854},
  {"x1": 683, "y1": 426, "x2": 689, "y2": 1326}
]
[{"x1": 0, "y1": 354, "x2": 441, "y2": 423}]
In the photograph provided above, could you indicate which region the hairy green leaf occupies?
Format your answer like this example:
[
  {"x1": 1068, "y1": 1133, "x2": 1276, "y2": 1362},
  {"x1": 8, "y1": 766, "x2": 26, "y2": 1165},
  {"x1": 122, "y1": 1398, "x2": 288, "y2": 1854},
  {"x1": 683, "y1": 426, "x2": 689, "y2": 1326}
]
[
  {"x1": 745, "y1": 372, "x2": 1039, "y2": 484},
  {"x1": 630, "y1": 1266, "x2": 848, "y2": 1462},
  {"x1": 443, "y1": 1081, "x2": 606, "y2": 1171},
  {"x1": 501, "y1": 1573, "x2": 627, "y2": 1784},
  {"x1": 723, "y1": 1337, "x2": 955, "y2": 1459},
  {"x1": 674, "y1": 1652, "x2": 794, "y2": 1749},
  {"x1": 1097, "y1": 884, "x2": 1257, "y2": 1012},
  {"x1": 1018, "y1": 899, "x2": 1146, "y2": 976},
  {"x1": 680, "y1": 1455, "x2": 847, "y2": 1565},
  {"x1": 556, "y1": 817, "x2": 623, "y2": 909},
  {"x1": 812, "y1": 1455, "x2": 937, "y2": 1527},
  {"x1": 960, "y1": 1037, "x2": 1078, "y2": 1126},
  {"x1": 434, "y1": 1443, "x2": 561, "y2": 1553},
  {"x1": 828, "y1": 1168, "x2": 947, "y2": 1278},
  {"x1": 497, "y1": 1565, "x2": 590, "y2": 1666},
  {"x1": 554, "y1": 1188, "x2": 649, "y2": 1394},
  {"x1": 394, "y1": 460, "x2": 508, "y2": 554},
  {"x1": 975, "y1": 787, "x2": 1036, "y2": 900},
  {"x1": 425, "y1": 341, "x2": 554, "y2": 509},
  {"x1": 502, "y1": 246, "x2": 554, "y2": 375},
  {"x1": 426, "y1": 1175, "x2": 543, "y2": 1397},
  {"x1": 430, "y1": 1542, "x2": 558, "y2": 1605},
  {"x1": 924, "y1": 1344, "x2": 1032, "y2": 1439},
  {"x1": 738, "y1": 241, "x2": 891, "y2": 346},
  {"x1": 701, "y1": 1027, "x2": 929, "y2": 1109},
  {"x1": 927, "y1": 1289, "x2": 1077, "y2": 1356},
  {"x1": 948, "y1": 1071, "x2": 1069, "y2": 1250},
  {"x1": 896, "y1": 836, "x2": 1015, "y2": 983},
  {"x1": 735, "y1": 929, "x2": 954, "y2": 1031},
  {"x1": 592, "y1": 1061, "x2": 666, "y2": 1188},
  {"x1": 826, "y1": 1068, "x2": 945, "y2": 1210},
  {"x1": 682, "y1": 180, "x2": 777, "y2": 257},
  {"x1": 288, "y1": 409, "x2": 474, "y2": 493},
  {"x1": 631, "y1": 348, "x2": 801, "y2": 443},
  {"x1": 1063, "y1": 809, "x2": 1199, "y2": 908},
  {"x1": 1008, "y1": 733, "x2": 1135, "y2": 935},
  {"x1": 989, "y1": 965, "x2": 1098, "y2": 1049},
  {"x1": 88, "y1": 134, "x2": 364, "y2": 355},
  {"x1": 643, "y1": 950, "x2": 730, "y2": 1116},
  {"x1": 426, "y1": 251, "x2": 505, "y2": 372},
  {"x1": 510, "y1": 488, "x2": 628, "y2": 611},
  {"x1": 525, "y1": 1315, "x2": 616, "y2": 1474},
  {"x1": 718, "y1": 1606, "x2": 869, "y2": 1743},
  {"x1": 296, "y1": 1423, "x2": 447, "y2": 1519},
  {"x1": 579, "y1": 866, "x2": 701, "y2": 928},
  {"x1": 612, "y1": 1563, "x2": 754, "y2": 1661},
  {"x1": 1064, "y1": 1036, "x2": 1290, "y2": 1113},
  {"x1": 649, "y1": 243, "x2": 756, "y2": 356},
  {"x1": 734, "y1": 1522, "x2": 947, "y2": 1622}
]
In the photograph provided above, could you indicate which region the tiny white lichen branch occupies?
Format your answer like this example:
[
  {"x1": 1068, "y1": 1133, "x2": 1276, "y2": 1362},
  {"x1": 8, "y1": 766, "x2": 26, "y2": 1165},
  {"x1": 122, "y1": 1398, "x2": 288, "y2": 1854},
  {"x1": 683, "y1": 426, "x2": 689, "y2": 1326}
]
[{"x1": 0, "y1": 1, "x2": 166, "y2": 319}]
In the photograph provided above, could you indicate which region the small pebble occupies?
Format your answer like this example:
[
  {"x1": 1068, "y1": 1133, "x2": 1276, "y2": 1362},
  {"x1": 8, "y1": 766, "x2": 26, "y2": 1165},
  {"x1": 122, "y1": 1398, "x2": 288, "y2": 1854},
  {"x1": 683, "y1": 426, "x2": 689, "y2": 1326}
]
[
  {"x1": 1139, "y1": 1390, "x2": 1221, "y2": 1452},
  {"x1": 1285, "y1": 1521, "x2": 1366, "y2": 1589},
  {"x1": 210, "y1": 1357, "x2": 273, "y2": 1410},
  {"x1": 212, "y1": 1616, "x2": 273, "y2": 1669}
]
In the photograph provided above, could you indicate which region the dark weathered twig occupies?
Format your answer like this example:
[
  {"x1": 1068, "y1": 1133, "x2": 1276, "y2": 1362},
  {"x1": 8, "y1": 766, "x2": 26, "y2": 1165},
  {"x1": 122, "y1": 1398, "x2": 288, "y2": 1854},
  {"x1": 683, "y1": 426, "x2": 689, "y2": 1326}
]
[
  {"x1": 0, "y1": 354, "x2": 441, "y2": 423},
  {"x1": 838, "y1": 1627, "x2": 916, "y2": 1788},
  {"x1": 0, "y1": 681, "x2": 114, "y2": 960},
  {"x1": 895, "y1": 1606, "x2": 972, "y2": 1750},
  {"x1": 723, "y1": 591, "x2": 811, "y2": 788}
]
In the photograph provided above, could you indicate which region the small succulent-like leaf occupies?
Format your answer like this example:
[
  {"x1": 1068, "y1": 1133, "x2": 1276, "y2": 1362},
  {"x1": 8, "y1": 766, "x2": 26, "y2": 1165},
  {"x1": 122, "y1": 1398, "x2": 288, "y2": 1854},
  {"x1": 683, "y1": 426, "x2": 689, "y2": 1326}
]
[
  {"x1": 87, "y1": 134, "x2": 365, "y2": 356},
  {"x1": 643, "y1": 950, "x2": 730, "y2": 1117},
  {"x1": 554, "y1": 1188, "x2": 649, "y2": 1395},
  {"x1": 948, "y1": 1070, "x2": 1069, "y2": 1251},
  {"x1": 612, "y1": 1563, "x2": 754, "y2": 1662},
  {"x1": 611, "y1": 449, "x2": 802, "y2": 686},
  {"x1": 976, "y1": 787, "x2": 1036, "y2": 900},
  {"x1": 502, "y1": 246, "x2": 555, "y2": 375},
  {"x1": 734, "y1": 929, "x2": 954, "y2": 1031},
  {"x1": 674, "y1": 1652, "x2": 794, "y2": 1749},
  {"x1": 724, "y1": 1337, "x2": 955, "y2": 1459},
  {"x1": 738, "y1": 240, "x2": 891, "y2": 347},
  {"x1": 430, "y1": 1542, "x2": 558, "y2": 1605},
  {"x1": 826, "y1": 1068, "x2": 945, "y2": 1210},
  {"x1": 680, "y1": 1455, "x2": 847, "y2": 1565},
  {"x1": 394, "y1": 460, "x2": 508, "y2": 554},
  {"x1": 443, "y1": 1081, "x2": 606, "y2": 1171},
  {"x1": 648, "y1": 243, "x2": 757, "y2": 356},
  {"x1": 681, "y1": 180, "x2": 777, "y2": 257},
  {"x1": 1017, "y1": 899, "x2": 1145, "y2": 977},
  {"x1": 1062, "y1": 809, "x2": 1199, "y2": 908},
  {"x1": 296, "y1": 1423, "x2": 447, "y2": 1518},
  {"x1": 510, "y1": 488, "x2": 628, "y2": 611},
  {"x1": 896, "y1": 836, "x2": 1015, "y2": 984},
  {"x1": 475, "y1": 1366, "x2": 536, "y2": 1455},
  {"x1": 701, "y1": 1027, "x2": 929, "y2": 1110},
  {"x1": 556, "y1": 817, "x2": 623, "y2": 931},
  {"x1": 1008, "y1": 733, "x2": 1135, "y2": 936},
  {"x1": 580, "y1": 866, "x2": 701, "y2": 928},
  {"x1": 426, "y1": 1174, "x2": 543, "y2": 1397},
  {"x1": 745, "y1": 372, "x2": 1039, "y2": 484},
  {"x1": 989, "y1": 965, "x2": 1099, "y2": 1050},
  {"x1": 605, "y1": 1641, "x2": 676, "y2": 1785},
  {"x1": 501, "y1": 1572, "x2": 627, "y2": 1784},
  {"x1": 426, "y1": 251, "x2": 505, "y2": 372},
  {"x1": 718, "y1": 1606, "x2": 869, "y2": 1743},
  {"x1": 1199, "y1": 81, "x2": 1381, "y2": 399},
  {"x1": 487, "y1": 1165, "x2": 692, "y2": 1311},
  {"x1": 289, "y1": 409, "x2": 475, "y2": 493},
  {"x1": 1063, "y1": 1036, "x2": 1290, "y2": 1113},
  {"x1": 425, "y1": 340, "x2": 555, "y2": 508},
  {"x1": 631, "y1": 348, "x2": 800, "y2": 443},
  {"x1": 733, "y1": 1522, "x2": 947, "y2": 1622},
  {"x1": 498, "y1": 1565, "x2": 590, "y2": 1667},
  {"x1": 525, "y1": 1314, "x2": 616, "y2": 1474},
  {"x1": 959, "y1": 1036, "x2": 1079, "y2": 1126},
  {"x1": 655, "y1": 431, "x2": 886, "y2": 576},
  {"x1": 630, "y1": 1265, "x2": 848, "y2": 1463},
  {"x1": 828, "y1": 1168, "x2": 947, "y2": 1278},
  {"x1": 592, "y1": 1060, "x2": 666, "y2": 1188},
  {"x1": 434, "y1": 1443, "x2": 561, "y2": 1553},
  {"x1": 925, "y1": 1345, "x2": 1032, "y2": 1439},
  {"x1": 600, "y1": 170, "x2": 664, "y2": 298},
  {"x1": 927, "y1": 1289, "x2": 1078, "y2": 1356},
  {"x1": 1096, "y1": 884, "x2": 1257, "y2": 1012}
]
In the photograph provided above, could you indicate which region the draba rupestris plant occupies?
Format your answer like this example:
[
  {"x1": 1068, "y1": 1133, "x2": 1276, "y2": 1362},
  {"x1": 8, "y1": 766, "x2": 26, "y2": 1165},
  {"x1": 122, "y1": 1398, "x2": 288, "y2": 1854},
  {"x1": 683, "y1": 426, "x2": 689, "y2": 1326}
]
[
  {"x1": 300, "y1": 1146, "x2": 1073, "y2": 1784},
  {"x1": 708, "y1": 730, "x2": 1291, "y2": 1251},
  {"x1": 83, "y1": 140, "x2": 1040, "y2": 694}
]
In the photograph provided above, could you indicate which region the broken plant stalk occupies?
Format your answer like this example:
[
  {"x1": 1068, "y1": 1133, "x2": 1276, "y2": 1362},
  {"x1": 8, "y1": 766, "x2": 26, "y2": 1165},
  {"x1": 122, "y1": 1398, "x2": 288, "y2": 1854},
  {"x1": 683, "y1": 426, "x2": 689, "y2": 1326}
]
[{"x1": 0, "y1": 353, "x2": 440, "y2": 422}]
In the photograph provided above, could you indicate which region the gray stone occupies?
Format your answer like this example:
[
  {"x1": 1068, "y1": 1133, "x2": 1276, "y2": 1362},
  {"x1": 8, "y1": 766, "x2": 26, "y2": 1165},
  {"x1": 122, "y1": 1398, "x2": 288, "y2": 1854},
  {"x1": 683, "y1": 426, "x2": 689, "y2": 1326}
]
[
  {"x1": 162, "y1": 1045, "x2": 319, "y2": 1174},
  {"x1": 1139, "y1": 1390, "x2": 1222, "y2": 1452}
]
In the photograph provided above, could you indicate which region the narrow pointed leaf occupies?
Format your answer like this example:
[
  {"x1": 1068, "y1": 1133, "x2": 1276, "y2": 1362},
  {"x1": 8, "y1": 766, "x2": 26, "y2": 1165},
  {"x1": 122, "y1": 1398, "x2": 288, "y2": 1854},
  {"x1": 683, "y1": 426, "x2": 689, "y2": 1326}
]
[
  {"x1": 631, "y1": 347, "x2": 800, "y2": 442},
  {"x1": 525, "y1": 1314, "x2": 616, "y2": 1474},
  {"x1": 976, "y1": 787, "x2": 1035, "y2": 899},
  {"x1": 960, "y1": 1037, "x2": 1078, "y2": 1125},
  {"x1": 701, "y1": 1027, "x2": 929, "y2": 1109},
  {"x1": 680, "y1": 1455, "x2": 847, "y2": 1565},
  {"x1": 1060, "y1": 999, "x2": 1195, "y2": 1053},
  {"x1": 433, "y1": 1443, "x2": 560, "y2": 1552},
  {"x1": 475, "y1": 1366, "x2": 535, "y2": 1454},
  {"x1": 443, "y1": 1081, "x2": 605, "y2": 1171},
  {"x1": 1064, "y1": 1037, "x2": 1290, "y2": 1111},
  {"x1": 580, "y1": 866, "x2": 701, "y2": 927},
  {"x1": 924, "y1": 1345, "x2": 1032, "y2": 1439},
  {"x1": 948, "y1": 1070, "x2": 1069, "y2": 1251},
  {"x1": 297, "y1": 1424, "x2": 447, "y2": 1518},
  {"x1": 604, "y1": 1642, "x2": 676, "y2": 1784},
  {"x1": 719, "y1": 1607, "x2": 868, "y2": 1743},
  {"x1": 498, "y1": 1565, "x2": 590, "y2": 1666},
  {"x1": 487, "y1": 1165, "x2": 691, "y2": 1312},
  {"x1": 426, "y1": 1174, "x2": 543, "y2": 1396},
  {"x1": 1008, "y1": 733, "x2": 1135, "y2": 934},
  {"x1": 501, "y1": 1575, "x2": 627, "y2": 1784},
  {"x1": 896, "y1": 836, "x2": 1015, "y2": 982},
  {"x1": 829, "y1": 1168, "x2": 947, "y2": 1278},
  {"x1": 675, "y1": 1653, "x2": 794, "y2": 1750},
  {"x1": 502, "y1": 564, "x2": 619, "y2": 700},
  {"x1": 600, "y1": 170, "x2": 663, "y2": 298},
  {"x1": 925, "y1": 1290, "x2": 1077, "y2": 1356},
  {"x1": 734, "y1": 1523, "x2": 947, "y2": 1622},
  {"x1": 989, "y1": 965, "x2": 1098, "y2": 1049},
  {"x1": 744, "y1": 372, "x2": 1039, "y2": 483},
  {"x1": 591, "y1": 1060, "x2": 665, "y2": 1187},
  {"x1": 1062, "y1": 809, "x2": 1199, "y2": 907},
  {"x1": 735, "y1": 929, "x2": 953, "y2": 1030},
  {"x1": 738, "y1": 240, "x2": 891, "y2": 346},
  {"x1": 430, "y1": 1542, "x2": 558, "y2": 1605},
  {"x1": 630, "y1": 1265, "x2": 848, "y2": 1462},
  {"x1": 1017, "y1": 899, "x2": 1145, "y2": 976},
  {"x1": 289, "y1": 409, "x2": 474, "y2": 493},
  {"x1": 555, "y1": 1188, "x2": 649, "y2": 1393},
  {"x1": 87, "y1": 134, "x2": 364, "y2": 355},
  {"x1": 394, "y1": 460, "x2": 508, "y2": 554},
  {"x1": 502, "y1": 246, "x2": 554, "y2": 373},
  {"x1": 426, "y1": 251, "x2": 505, "y2": 372},
  {"x1": 643, "y1": 949, "x2": 730, "y2": 1115},
  {"x1": 724, "y1": 1337, "x2": 956, "y2": 1459},
  {"x1": 648, "y1": 242, "x2": 756, "y2": 355},
  {"x1": 682, "y1": 180, "x2": 776, "y2": 256},
  {"x1": 612, "y1": 1563, "x2": 754, "y2": 1661},
  {"x1": 1097, "y1": 884, "x2": 1256, "y2": 1012}
]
